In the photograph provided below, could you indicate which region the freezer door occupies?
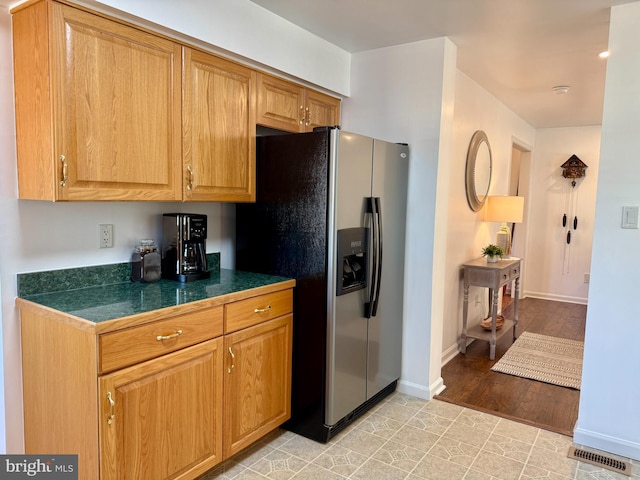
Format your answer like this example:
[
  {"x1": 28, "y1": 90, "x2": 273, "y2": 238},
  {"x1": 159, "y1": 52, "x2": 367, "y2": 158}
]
[
  {"x1": 325, "y1": 130, "x2": 373, "y2": 426},
  {"x1": 367, "y1": 140, "x2": 408, "y2": 399}
]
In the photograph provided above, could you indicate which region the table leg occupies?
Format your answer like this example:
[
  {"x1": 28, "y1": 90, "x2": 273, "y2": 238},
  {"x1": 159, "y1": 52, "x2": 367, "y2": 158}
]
[
  {"x1": 460, "y1": 283, "x2": 469, "y2": 354},
  {"x1": 513, "y1": 276, "x2": 520, "y2": 340},
  {"x1": 490, "y1": 287, "x2": 499, "y2": 360}
]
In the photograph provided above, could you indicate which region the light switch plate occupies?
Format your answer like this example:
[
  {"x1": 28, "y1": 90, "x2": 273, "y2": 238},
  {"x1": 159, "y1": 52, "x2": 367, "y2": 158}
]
[{"x1": 622, "y1": 206, "x2": 639, "y2": 229}]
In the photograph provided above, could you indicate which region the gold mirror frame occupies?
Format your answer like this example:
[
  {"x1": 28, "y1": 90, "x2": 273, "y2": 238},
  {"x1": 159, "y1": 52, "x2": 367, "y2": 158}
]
[{"x1": 465, "y1": 130, "x2": 493, "y2": 212}]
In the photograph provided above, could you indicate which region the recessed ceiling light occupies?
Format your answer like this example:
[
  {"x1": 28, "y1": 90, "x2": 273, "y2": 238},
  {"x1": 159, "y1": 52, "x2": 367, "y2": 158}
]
[
  {"x1": 599, "y1": 51, "x2": 610, "y2": 58},
  {"x1": 552, "y1": 85, "x2": 570, "y2": 95}
]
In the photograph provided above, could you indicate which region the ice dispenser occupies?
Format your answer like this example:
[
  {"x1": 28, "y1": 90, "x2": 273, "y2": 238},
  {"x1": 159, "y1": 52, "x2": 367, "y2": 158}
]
[{"x1": 336, "y1": 227, "x2": 368, "y2": 296}]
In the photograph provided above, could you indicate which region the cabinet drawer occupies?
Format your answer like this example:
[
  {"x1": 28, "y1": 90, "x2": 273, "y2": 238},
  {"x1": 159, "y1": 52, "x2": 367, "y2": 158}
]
[
  {"x1": 225, "y1": 289, "x2": 293, "y2": 333},
  {"x1": 99, "y1": 307, "x2": 223, "y2": 373},
  {"x1": 509, "y1": 263, "x2": 520, "y2": 280},
  {"x1": 499, "y1": 264, "x2": 520, "y2": 283}
]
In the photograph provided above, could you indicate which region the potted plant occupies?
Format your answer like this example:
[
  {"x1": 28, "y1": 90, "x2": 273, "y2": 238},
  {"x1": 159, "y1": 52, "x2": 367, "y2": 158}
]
[{"x1": 481, "y1": 244, "x2": 504, "y2": 263}]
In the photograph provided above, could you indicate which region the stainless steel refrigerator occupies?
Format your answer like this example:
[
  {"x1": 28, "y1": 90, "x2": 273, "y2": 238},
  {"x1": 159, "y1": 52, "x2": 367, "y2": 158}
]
[{"x1": 236, "y1": 127, "x2": 408, "y2": 442}]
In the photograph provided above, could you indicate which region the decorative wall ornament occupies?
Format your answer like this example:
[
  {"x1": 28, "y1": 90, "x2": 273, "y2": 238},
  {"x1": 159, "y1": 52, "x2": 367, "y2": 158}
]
[
  {"x1": 560, "y1": 154, "x2": 588, "y2": 274},
  {"x1": 465, "y1": 130, "x2": 492, "y2": 212},
  {"x1": 561, "y1": 154, "x2": 588, "y2": 187}
]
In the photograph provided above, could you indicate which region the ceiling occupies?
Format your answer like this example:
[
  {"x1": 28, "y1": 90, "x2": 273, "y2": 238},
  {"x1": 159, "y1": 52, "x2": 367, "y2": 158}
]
[{"x1": 250, "y1": 0, "x2": 638, "y2": 128}]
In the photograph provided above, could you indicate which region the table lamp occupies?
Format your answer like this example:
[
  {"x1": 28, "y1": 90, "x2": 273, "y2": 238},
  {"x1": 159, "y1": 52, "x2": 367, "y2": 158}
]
[{"x1": 484, "y1": 196, "x2": 524, "y2": 257}]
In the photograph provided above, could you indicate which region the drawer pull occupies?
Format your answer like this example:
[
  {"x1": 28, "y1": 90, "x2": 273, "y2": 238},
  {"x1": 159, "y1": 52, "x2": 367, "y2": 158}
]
[
  {"x1": 254, "y1": 305, "x2": 272, "y2": 314},
  {"x1": 156, "y1": 329, "x2": 183, "y2": 341},
  {"x1": 227, "y1": 346, "x2": 235, "y2": 373},
  {"x1": 107, "y1": 391, "x2": 115, "y2": 425}
]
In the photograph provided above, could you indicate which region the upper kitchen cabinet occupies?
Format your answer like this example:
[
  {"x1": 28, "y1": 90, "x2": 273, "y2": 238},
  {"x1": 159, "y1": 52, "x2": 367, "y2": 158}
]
[
  {"x1": 256, "y1": 73, "x2": 341, "y2": 133},
  {"x1": 183, "y1": 49, "x2": 256, "y2": 202},
  {"x1": 11, "y1": 0, "x2": 183, "y2": 201}
]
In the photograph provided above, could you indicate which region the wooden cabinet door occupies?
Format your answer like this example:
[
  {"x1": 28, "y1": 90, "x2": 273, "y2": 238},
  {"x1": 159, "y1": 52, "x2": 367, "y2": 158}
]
[
  {"x1": 183, "y1": 48, "x2": 256, "y2": 202},
  {"x1": 305, "y1": 89, "x2": 341, "y2": 131},
  {"x1": 257, "y1": 73, "x2": 341, "y2": 133},
  {"x1": 223, "y1": 315, "x2": 292, "y2": 458},
  {"x1": 256, "y1": 73, "x2": 306, "y2": 132},
  {"x1": 47, "y1": 3, "x2": 183, "y2": 201},
  {"x1": 99, "y1": 339, "x2": 224, "y2": 480}
]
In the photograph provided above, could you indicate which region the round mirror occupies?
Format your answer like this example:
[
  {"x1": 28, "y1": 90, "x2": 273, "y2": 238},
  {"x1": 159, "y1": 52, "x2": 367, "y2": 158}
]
[{"x1": 465, "y1": 130, "x2": 492, "y2": 211}]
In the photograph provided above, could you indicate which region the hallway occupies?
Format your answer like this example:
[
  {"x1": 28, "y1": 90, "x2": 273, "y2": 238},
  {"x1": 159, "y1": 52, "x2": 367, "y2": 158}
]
[{"x1": 436, "y1": 298, "x2": 586, "y2": 436}]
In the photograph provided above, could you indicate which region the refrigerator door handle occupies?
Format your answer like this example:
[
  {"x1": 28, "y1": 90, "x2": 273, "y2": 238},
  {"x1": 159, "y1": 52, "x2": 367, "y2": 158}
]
[
  {"x1": 371, "y1": 197, "x2": 383, "y2": 316},
  {"x1": 364, "y1": 197, "x2": 378, "y2": 318}
]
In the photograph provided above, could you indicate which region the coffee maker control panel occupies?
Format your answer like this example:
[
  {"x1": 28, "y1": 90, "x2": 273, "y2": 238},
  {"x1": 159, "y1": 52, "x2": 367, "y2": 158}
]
[{"x1": 183, "y1": 215, "x2": 207, "y2": 240}]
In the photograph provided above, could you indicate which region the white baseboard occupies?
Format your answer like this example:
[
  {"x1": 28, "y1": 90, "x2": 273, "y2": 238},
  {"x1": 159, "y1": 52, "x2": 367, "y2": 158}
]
[
  {"x1": 397, "y1": 376, "x2": 445, "y2": 400},
  {"x1": 430, "y1": 377, "x2": 446, "y2": 397},
  {"x1": 524, "y1": 291, "x2": 587, "y2": 305},
  {"x1": 573, "y1": 425, "x2": 640, "y2": 461},
  {"x1": 441, "y1": 338, "x2": 476, "y2": 366},
  {"x1": 441, "y1": 342, "x2": 461, "y2": 366}
]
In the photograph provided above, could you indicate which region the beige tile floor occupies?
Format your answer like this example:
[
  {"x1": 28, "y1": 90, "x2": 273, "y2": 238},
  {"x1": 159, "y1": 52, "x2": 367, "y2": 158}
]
[{"x1": 198, "y1": 393, "x2": 638, "y2": 480}]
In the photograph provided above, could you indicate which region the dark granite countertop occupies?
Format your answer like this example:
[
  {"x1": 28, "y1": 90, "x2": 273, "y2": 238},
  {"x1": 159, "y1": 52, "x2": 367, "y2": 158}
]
[{"x1": 18, "y1": 258, "x2": 292, "y2": 323}]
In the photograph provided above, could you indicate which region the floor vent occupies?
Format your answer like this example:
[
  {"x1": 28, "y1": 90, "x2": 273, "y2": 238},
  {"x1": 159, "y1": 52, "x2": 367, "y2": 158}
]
[{"x1": 567, "y1": 446, "x2": 632, "y2": 476}]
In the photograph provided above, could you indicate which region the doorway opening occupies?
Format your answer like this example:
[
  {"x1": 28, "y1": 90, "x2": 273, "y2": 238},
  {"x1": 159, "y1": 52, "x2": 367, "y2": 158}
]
[{"x1": 437, "y1": 141, "x2": 585, "y2": 436}]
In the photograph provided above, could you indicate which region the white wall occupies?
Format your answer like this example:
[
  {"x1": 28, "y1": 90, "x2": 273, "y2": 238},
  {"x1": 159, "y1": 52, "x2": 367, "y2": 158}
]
[
  {"x1": 342, "y1": 38, "x2": 457, "y2": 399},
  {"x1": 86, "y1": 0, "x2": 350, "y2": 96},
  {"x1": 0, "y1": 6, "x2": 9, "y2": 452},
  {"x1": 441, "y1": 71, "x2": 536, "y2": 361},
  {"x1": 574, "y1": 2, "x2": 640, "y2": 461},
  {"x1": 525, "y1": 127, "x2": 600, "y2": 304},
  {"x1": 0, "y1": 5, "x2": 16, "y2": 453}
]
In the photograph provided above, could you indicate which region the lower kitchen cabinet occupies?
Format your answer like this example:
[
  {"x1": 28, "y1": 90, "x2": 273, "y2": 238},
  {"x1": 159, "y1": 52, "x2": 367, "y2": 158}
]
[
  {"x1": 18, "y1": 282, "x2": 294, "y2": 480},
  {"x1": 99, "y1": 339, "x2": 224, "y2": 480},
  {"x1": 223, "y1": 315, "x2": 292, "y2": 458}
]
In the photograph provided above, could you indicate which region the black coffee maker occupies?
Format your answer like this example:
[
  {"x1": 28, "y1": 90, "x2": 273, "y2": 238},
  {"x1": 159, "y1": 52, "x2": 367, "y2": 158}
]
[{"x1": 162, "y1": 213, "x2": 210, "y2": 282}]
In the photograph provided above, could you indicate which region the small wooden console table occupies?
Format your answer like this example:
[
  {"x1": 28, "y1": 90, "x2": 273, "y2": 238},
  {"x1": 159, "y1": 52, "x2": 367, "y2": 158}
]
[{"x1": 459, "y1": 257, "x2": 521, "y2": 360}]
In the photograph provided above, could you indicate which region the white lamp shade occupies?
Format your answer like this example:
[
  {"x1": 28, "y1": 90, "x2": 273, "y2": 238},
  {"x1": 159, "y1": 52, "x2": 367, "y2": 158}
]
[{"x1": 484, "y1": 196, "x2": 524, "y2": 223}]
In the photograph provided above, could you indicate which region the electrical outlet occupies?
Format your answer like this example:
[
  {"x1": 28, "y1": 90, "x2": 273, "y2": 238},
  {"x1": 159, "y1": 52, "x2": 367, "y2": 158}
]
[
  {"x1": 99, "y1": 224, "x2": 114, "y2": 248},
  {"x1": 584, "y1": 273, "x2": 590, "y2": 283}
]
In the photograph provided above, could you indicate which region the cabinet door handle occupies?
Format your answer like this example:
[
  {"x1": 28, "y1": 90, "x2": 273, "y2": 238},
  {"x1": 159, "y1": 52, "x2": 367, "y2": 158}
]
[
  {"x1": 305, "y1": 107, "x2": 310, "y2": 126},
  {"x1": 254, "y1": 305, "x2": 272, "y2": 314},
  {"x1": 299, "y1": 105, "x2": 305, "y2": 125},
  {"x1": 227, "y1": 346, "x2": 235, "y2": 373},
  {"x1": 107, "y1": 391, "x2": 115, "y2": 425},
  {"x1": 186, "y1": 165, "x2": 194, "y2": 191},
  {"x1": 156, "y1": 329, "x2": 183, "y2": 341},
  {"x1": 59, "y1": 155, "x2": 68, "y2": 187}
]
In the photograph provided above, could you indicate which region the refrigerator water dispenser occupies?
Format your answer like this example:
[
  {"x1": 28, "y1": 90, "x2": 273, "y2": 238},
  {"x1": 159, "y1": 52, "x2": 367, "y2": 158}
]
[{"x1": 336, "y1": 227, "x2": 368, "y2": 296}]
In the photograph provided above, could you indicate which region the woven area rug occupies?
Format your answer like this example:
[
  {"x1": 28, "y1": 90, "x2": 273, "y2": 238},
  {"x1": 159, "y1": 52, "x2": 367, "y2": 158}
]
[{"x1": 491, "y1": 332, "x2": 584, "y2": 389}]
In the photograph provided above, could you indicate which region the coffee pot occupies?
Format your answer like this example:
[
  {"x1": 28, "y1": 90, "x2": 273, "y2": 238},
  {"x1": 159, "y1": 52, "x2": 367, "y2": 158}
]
[{"x1": 181, "y1": 240, "x2": 207, "y2": 274}]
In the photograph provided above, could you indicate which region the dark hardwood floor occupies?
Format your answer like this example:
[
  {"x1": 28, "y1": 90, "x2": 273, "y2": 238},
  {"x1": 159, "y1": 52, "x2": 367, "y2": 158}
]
[{"x1": 436, "y1": 296, "x2": 586, "y2": 436}]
